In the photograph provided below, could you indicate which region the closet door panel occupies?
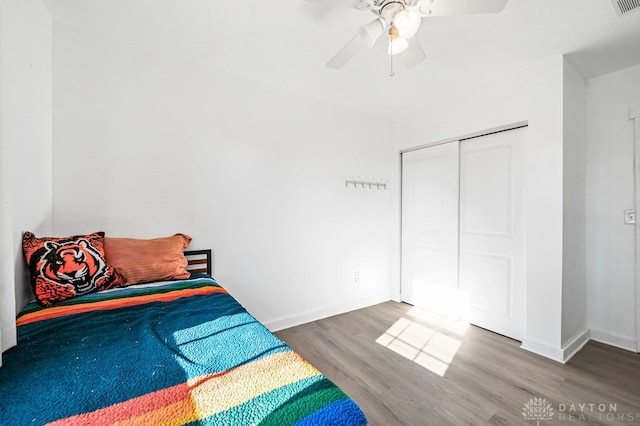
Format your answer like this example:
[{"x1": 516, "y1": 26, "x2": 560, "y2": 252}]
[
  {"x1": 401, "y1": 142, "x2": 460, "y2": 317},
  {"x1": 461, "y1": 145, "x2": 512, "y2": 236},
  {"x1": 459, "y1": 128, "x2": 525, "y2": 340}
]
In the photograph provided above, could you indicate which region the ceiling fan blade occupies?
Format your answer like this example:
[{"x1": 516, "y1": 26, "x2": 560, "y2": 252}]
[
  {"x1": 327, "y1": 34, "x2": 364, "y2": 69},
  {"x1": 420, "y1": 0, "x2": 508, "y2": 17},
  {"x1": 401, "y1": 37, "x2": 426, "y2": 68},
  {"x1": 303, "y1": 0, "x2": 374, "y2": 11}
]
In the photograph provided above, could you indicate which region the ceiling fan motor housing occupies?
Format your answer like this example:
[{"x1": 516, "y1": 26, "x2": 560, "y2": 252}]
[{"x1": 377, "y1": 0, "x2": 406, "y2": 22}]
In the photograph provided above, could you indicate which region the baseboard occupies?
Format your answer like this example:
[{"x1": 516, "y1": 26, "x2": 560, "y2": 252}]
[
  {"x1": 589, "y1": 328, "x2": 637, "y2": 352},
  {"x1": 561, "y1": 328, "x2": 591, "y2": 362},
  {"x1": 521, "y1": 338, "x2": 564, "y2": 363},
  {"x1": 264, "y1": 293, "x2": 391, "y2": 332}
]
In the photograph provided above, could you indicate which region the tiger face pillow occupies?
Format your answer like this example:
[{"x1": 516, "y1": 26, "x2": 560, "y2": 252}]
[{"x1": 23, "y1": 232, "x2": 126, "y2": 306}]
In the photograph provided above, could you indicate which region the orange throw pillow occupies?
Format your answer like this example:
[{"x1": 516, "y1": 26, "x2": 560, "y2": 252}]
[{"x1": 104, "y1": 234, "x2": 192, "y2": 285}]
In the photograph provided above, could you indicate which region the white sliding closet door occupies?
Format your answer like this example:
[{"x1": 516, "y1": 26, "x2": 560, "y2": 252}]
[
  {"x1": 401, "y1": 142, "x2": 461, "y2": 317},
  {"x1": 401, "y1": 127, "x2": 526, "y2": 341},
  {"x1": 459, "y1": 128, "x2": 525, "y2": 340}
]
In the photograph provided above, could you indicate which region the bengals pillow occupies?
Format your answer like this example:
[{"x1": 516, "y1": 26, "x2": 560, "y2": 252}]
[
  {"x1": 104, "y1": 234, "x2": 192, "y2": 286},
  {"x1": 22, "y1": 231, "x2": 126, "y2": 306}
]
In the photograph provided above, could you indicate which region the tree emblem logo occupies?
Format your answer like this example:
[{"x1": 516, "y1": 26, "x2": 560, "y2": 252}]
[{"x1": 522, "y1": 397, "x2": 554, "y2": 425}]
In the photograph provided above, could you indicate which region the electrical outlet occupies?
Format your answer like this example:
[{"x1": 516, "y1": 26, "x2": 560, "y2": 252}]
[{"x1": 354, "y1": 271, "x2": 361, "y2": 283}]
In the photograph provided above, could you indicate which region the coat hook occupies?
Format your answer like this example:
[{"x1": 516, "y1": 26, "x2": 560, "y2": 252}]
[{"x1": 344, "y1": 176, "x2": 389, "y2": 190}]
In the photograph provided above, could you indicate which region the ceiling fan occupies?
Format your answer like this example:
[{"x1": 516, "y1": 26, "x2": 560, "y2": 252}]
[{"x1": 313, "y1": 0, "x2": 509, "y2": 70}]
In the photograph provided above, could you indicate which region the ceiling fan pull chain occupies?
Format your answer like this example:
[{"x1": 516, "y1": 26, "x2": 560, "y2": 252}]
[
  {"x1": 390, "y1": 53, "x2": 395, "y2": 77},
  {"x1": 389, "y1": 29, "x2": 395, "y2": 77}
]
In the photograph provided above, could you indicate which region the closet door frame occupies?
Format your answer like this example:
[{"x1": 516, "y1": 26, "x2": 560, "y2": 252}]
[{"x1": 633, "y1": 107, "x2": 640, "y2": 353}]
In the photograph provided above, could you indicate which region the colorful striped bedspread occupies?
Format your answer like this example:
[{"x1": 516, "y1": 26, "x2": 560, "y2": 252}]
[{"x1": 0, "y1": 276, "x2": 368, "y2": 425}]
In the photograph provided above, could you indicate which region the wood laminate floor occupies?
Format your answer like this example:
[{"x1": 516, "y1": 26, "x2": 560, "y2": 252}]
[{"x1": 275, "y1": 301, "x2": 640, "y2": 426}]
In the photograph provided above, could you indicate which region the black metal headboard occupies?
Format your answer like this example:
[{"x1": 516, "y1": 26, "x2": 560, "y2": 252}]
[{"x1": 184, "y1": 249, "x2": 212, "y2": 276}]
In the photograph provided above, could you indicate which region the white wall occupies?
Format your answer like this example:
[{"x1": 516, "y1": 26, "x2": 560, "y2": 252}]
[
  {"x1": 0, "y1": 0, "x2": 52, "y2": 354},
  {"x1": 521, "y1": 57, "x2": 565, "y2": 360},
  {"x1": 393, "y1": 56, "x2": 569, "y2": 361},
  {"x1": 585, "y1": 64, "x2": 640, "y2": 351},
  {"x1": 52, "y1": 24, "x2": 393, "y2": 329},
  {"x1": 561, "y1": 58, "x2": 588, "y2": 354}
]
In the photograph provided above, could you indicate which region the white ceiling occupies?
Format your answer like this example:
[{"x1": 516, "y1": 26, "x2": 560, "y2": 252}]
[{"x1": 43, "y1": 0, "x2": 640, "y2": 118}]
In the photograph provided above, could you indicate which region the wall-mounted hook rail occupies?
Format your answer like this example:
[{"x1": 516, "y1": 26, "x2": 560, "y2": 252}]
[{"x1": 345, "y1": 176, "x2": 389, "y2": 190}]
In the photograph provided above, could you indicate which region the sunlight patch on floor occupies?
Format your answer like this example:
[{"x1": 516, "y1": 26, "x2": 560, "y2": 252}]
[{"x1": 376, "y1": 307, "x2": 467, "y2": 376}]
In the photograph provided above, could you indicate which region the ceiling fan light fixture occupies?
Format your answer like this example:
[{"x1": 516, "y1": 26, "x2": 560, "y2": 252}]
[
  {"x1": 394, "y1": 9, "x2": 421, "y2": 38},
  {"x1": 324, "y1": 0, "x2": 509, "y2": 71},
  {"x1": 387, "y1": 26, "x2": 409, "y2": 55},
  {"x1": 359, "y1": 18, "x2": 386, "y2": 48},
  {"x1": 388, "y1": 37, "x2": 409, "y2": 55}
]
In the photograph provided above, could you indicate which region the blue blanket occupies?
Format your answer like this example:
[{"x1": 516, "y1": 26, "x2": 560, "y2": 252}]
[{"x1": 0, "y1": 277, "x2": 368, "y2": 425}]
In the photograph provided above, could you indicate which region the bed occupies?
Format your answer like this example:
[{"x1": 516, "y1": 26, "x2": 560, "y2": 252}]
[{"x1": 0, "y1": 240, "x2": 368, "y2": 426}]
